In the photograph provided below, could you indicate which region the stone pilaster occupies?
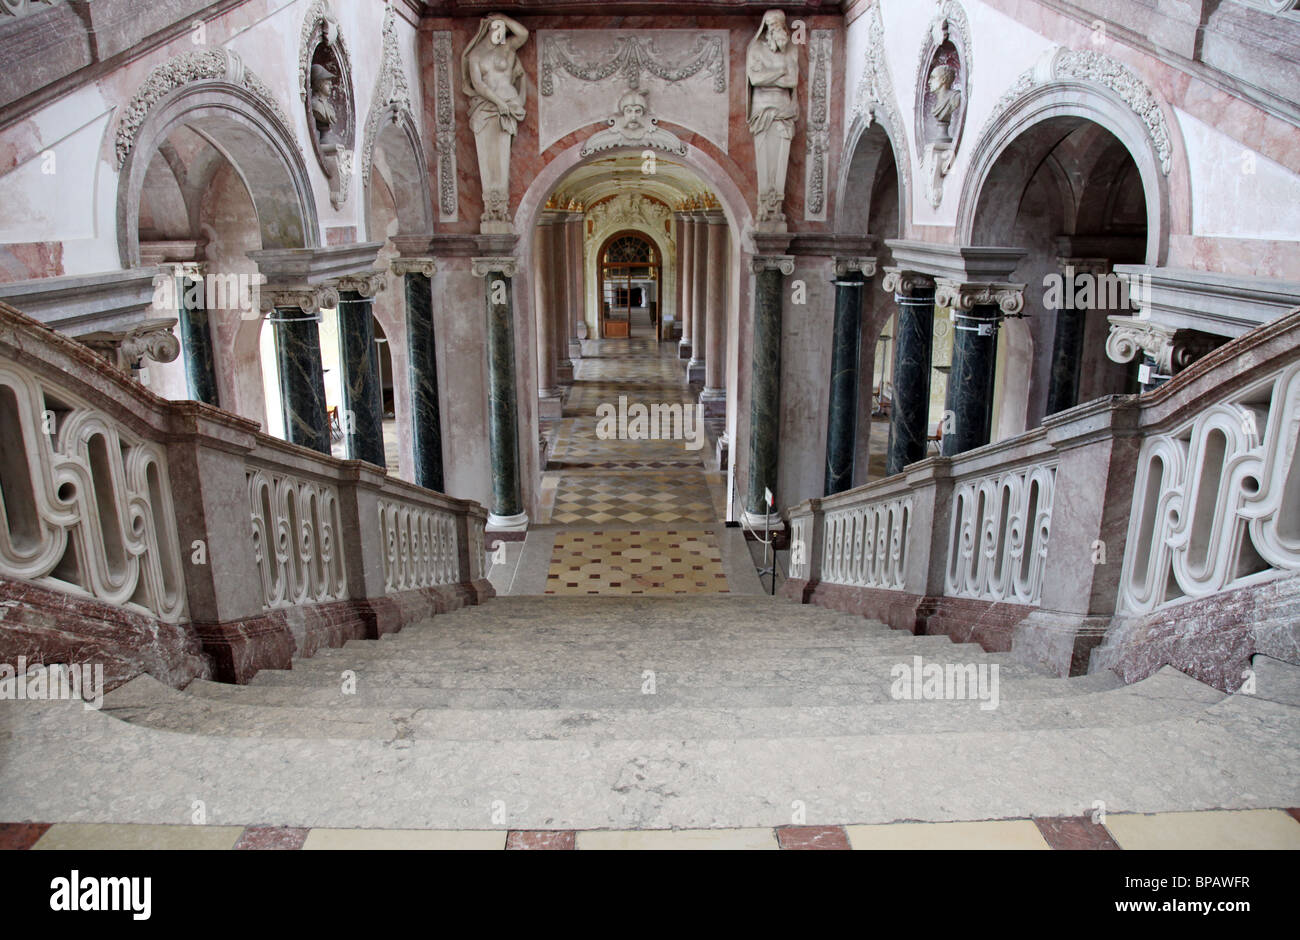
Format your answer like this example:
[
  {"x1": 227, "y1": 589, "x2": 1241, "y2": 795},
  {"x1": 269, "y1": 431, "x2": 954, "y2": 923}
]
[
  {"x1": 535, "y1": 216, "x2": 562, "y2": 418},
  {"x1": 392, "y1": 257, "x2": 444, "y2": 492},
  {"x1": 700, "y1": 211, "x2": 728, "y2": 415},
  {"x1": 174, "y1": 263, "x2": 219, "y2": 406},
  {"x1": 744, "y1": 254, "x2": 794, "y2": 527},
  {"x1": 824, "y1": 257, "x2": 876, "y2": 494},
  {"x1": 334, "y1": 272, "x2": 388, "y2": 469},
  {"x1": 687, "y1": 213, "x2": 709, "y2": 384},
  {"x1": 881, "y1": 268, "x2": 936, "y2": 477},
  {"x1": 677, "y1": 212, "x2": 695, "y2": 359},
  {"x1": 473, "y1": 256, "x2": 527, "y2": 531},
  {"x1": 1046, "y1": 258, "x2": 1108, "y2": 416},
  {"x1": 554, "y1": 212, "x2": 575, "y2": 385},
  {"x1": 566, "y1": 212, "x2": 584, "y2": 361},
  {"x1": 262, "y1": 285, "x2": 339, "y2": 456},
  {"x1": 935, "y1": 279, "x2": 1026, "y2": 457}
]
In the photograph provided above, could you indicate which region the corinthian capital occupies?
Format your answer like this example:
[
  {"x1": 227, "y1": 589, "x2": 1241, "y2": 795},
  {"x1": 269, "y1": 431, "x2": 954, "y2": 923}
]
[
  {"x1": 391, "y1": 257, "x2": 437, "y2": 278},
  {"x1": 471, "y1": 256, "x2": 518, "y2": 278},
  {"x1": 334, "y1": 273, "x2": 388, "y2": 298},
  {"x1": 1105, "y1": 315, "x2": 1175, "y2": 373},
  {"x1": 880, "y1": 267, "x2": 934, "y2": 298},
  {"x1": 259, "y1": 285, "x2": 340, "y2": 315},
  {"x1": 934, "y1": 278, "x2": 1025, "y2": 316},
  {"x1": 749, "y1": 255, "x2": 795, "y2": 276}
]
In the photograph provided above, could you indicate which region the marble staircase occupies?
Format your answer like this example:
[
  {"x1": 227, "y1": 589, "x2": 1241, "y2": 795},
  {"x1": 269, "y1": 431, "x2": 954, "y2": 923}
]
[{"x1": 4, "y1": 595, "x2": 1297, "y2": 831}]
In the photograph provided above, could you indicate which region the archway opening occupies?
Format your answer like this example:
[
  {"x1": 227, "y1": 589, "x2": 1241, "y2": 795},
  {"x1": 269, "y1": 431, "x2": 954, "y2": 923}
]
[
  {"x1": 597, "y1": 231, "x2": 659, "y2": 339},
  {"x1": 969, "y1": 116, "x2": 1149, "y2": 438}
]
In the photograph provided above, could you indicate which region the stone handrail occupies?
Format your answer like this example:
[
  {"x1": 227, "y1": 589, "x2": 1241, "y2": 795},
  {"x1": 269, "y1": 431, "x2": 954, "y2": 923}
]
[
  {"x1": 784, "y1": 308, "x2": 1300, "y2": 688},
  {"x1": 0, "y1": 301, "x2": 492, "y2": 688}
]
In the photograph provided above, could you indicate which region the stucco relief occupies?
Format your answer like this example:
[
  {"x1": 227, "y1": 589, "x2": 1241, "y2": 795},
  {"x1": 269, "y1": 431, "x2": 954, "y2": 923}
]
[{"x1": 537, "y1": 30, "x2": 729, "y2": 154}]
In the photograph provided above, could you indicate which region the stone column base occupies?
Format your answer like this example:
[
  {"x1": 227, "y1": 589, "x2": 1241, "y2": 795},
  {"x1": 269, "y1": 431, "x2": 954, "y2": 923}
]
[
  {"x1": 741, "y1": 509, "x2": 785, "y2": 532},
  {"x1": 556, "y1": 360, "x2": 574, "y2": 384},
  {"x1": 568, "y1": 340, "x2": 582, "y2": 361},
  {"x1": 678, "y1": 340, "x2": 692, "y2": 360},
  {"x1": 686, "y1": 359, "x2": 705, "y2": 384},
  {"x1": 699, "y1": 387, "x2": 726, "y2": 418},
  {"x1": 487, "y1": 511, "x2": 530, "y2": 532},
  {"x1": 538, "y1": 392, "x2": 563, "y2": 420}
]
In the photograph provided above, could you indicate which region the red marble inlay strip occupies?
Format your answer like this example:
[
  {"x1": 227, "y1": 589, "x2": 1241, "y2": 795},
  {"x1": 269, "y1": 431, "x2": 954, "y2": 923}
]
[
  {"x1": 0, "y1": 823, "x2": 51, "y2": 850},
  {"x1": 506, "y1": 830, "x2": 576, "y2": 850},
  {"x1": 776, "y1": 825, "x2": 851, "y2": 850},
  {"x1": 233, "y1": 826, "x2": 310, "y2": 850},
  {"x1": 1033, "y1": 816, "x2": 1121, "y2": 850}
]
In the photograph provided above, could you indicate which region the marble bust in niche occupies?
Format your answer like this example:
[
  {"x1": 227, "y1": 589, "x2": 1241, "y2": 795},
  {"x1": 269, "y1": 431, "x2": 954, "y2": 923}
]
[{"x1": 303, "y1": 36, "x2": 355, "y2": 210}]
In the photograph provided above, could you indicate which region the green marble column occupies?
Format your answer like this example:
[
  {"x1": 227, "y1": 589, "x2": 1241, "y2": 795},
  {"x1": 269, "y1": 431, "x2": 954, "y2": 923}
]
[
  {"x1": 177, "y1": 268, "x2": 219, "y2": 406},
  {"x1": 824, "y1": 270, "x2": 865, "y2": 495},
  {"x1": 397, "y1": 259, "x2": 444, "y2": 492},
  {"x1": 883, "y1": 271, "x2": 936, "y2": 478},
  {"x1": 336, "y1": 276, "x2": 386, "y2": 469},
  {"x1": 744, "y1": 257, "x2": 790, "y2": 524},
  {"x1": 271, "y1": 294, "x2": 332, "y2": 456},
  {"x1": 478, "y1": 259, "x2": 526, "y2": 527}
]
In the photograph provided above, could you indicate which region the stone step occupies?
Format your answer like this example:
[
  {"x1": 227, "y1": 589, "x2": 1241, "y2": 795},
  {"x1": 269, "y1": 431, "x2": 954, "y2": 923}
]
[
  {"x1": 248, "y1": 654, "x2": 1036, "y2": 692},
  {"x1": 106, "y1": 669, "x2": 1222, "y2": 741}
]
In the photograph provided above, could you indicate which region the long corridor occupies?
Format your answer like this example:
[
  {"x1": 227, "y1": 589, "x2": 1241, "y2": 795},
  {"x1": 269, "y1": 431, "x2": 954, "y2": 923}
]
[{"x1": 518, "y1": 312, "x2": 752, "y2": 597}]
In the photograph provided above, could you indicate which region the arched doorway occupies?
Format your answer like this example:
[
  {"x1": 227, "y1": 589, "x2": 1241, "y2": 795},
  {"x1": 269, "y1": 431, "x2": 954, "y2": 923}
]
[
  {"x1": 597, "y1": 231, "x2": 659, "y2": 339},
  {"x1": 966, "y1": 115, "x2": 1150, "y2": 437}
]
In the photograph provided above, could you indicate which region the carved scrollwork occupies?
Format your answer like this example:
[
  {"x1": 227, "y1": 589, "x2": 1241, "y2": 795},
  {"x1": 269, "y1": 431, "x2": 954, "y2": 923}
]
[
  {"x1": 115, "y1": 49, "x2": 296, "y2": 169},
  {"x1": 945, "y1": 465, "x2": 1055, "y2": 605},
  {"x1": 935, "y1": 279, "x2": 1026, "y2": 316},
  {"x1": 391, "y1": 257, "x2": 437, "y2": 278},
  {"x1": 881, "y1": 267, "x2": 935, "y2": 298},
  {"x1": 379, "y1": 499, "x2": 460, "y2": 593},
  {"x1": 750, "y1": 255, "x2": 796, "y2": 276},
  {"x1": 0, "y1": 362, "x2": 187, "y2": 622},
  {"x1": 822, "y1": 496, "x2": 912, "y2": 591},
  {"x1": 471, "y1": 257, "x2": 518, "y2": 279},
  {"x1": 248, "y1": 467, "x2": 348, "y2": 610}
]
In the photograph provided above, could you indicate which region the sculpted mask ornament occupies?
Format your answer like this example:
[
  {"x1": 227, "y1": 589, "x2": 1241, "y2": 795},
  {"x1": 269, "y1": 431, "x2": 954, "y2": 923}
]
[
  {"x1": 462, "y1": 13, "x2": 529, "y2": 233},
  {"x1": 746, "y1": 9, "x2": 799, "y2": 230},
  {"x1": 581, "y1": 89, "x2": 687, "y2": 156}
]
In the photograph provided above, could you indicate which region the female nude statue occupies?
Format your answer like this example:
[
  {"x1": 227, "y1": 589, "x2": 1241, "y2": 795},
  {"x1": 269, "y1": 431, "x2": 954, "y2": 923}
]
[{"x1": 462, "y1": 13, "x2": 529, "y2": 227}]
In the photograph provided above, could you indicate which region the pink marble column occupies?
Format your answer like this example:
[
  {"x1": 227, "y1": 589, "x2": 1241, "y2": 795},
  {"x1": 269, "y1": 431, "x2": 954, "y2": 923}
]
[
  {"x1": 687, "y1": 213, "x2": 708, "y2": 384},
  {"x1": 566, "y1": 213, "x2": 584, "y2": 361},
  {"x1": 536, "y1": 214, "x2": 561, "y2": 418},
  {"x1": 700, "y1": 210, "x2": 728, "y2": 416},
  {"x1": 677, "y1": 212, "x2": 695, "y2": 360},
  {"x1": 554, "y1": 213, "x2": 574, "y2": 386}
]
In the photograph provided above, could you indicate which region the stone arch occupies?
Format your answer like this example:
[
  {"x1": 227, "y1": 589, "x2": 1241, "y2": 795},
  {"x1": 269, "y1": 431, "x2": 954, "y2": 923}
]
[
  {"x1": 115, "y1": 49, "x2": 319, "y2": 269},
  {"x1": 359, "y1": 1, "x2": 433, "y2": 240},
  {"x1": 956, "y1": 49, "x2": 1182, "y2": 266},
  {"x1": 834, "y1": 111, "x2": 911, "y2": 240},
  {"x1": 363, "y1": 111, "x2": 434, "y2": 241}
]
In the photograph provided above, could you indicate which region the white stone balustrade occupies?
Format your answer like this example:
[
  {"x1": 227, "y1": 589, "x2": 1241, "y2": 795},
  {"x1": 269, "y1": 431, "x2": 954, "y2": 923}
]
[
  {"x1": 1118, "y1": 360, "x2": 1300, "y2": 614},
  {"x1": 0, "y1": 360, "x2": 186, "y2": 622},
  {"x1": 248, "y1": 466, "x2": 349, "y2": 611},
  {"x1": 378, "y1": 498, "x2": 460, "y2": 593},
  {"x1": 945, "y1": 465, "x2": 1055, "y2": 605},
  {"x1": 823, "y1": 496, "x2": 912, "y2": 591}
]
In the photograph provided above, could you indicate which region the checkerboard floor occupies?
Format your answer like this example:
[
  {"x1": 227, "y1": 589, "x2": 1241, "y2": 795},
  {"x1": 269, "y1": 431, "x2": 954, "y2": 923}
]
[
  {"x1": 540, "y1": 328, "x2": 722, "y2": 527},
  {"x1": 544, "y1": 529, "x2": 729, "y2": 595}
]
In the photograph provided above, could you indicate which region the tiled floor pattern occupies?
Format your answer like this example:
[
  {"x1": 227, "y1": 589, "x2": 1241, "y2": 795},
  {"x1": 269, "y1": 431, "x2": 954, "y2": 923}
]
[
  {"x1": 548, "y1": 472, "x2": 717, "y2": 525},
  {"x1": 540, "y1": 324, "x2": 724, "y2": 541},
  {"x1": 545, "y1": 529, "x2": 728, "y2": 595},
  {"x1": 7, "y1": 809, "x2": 1298, "y2": 849}
]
